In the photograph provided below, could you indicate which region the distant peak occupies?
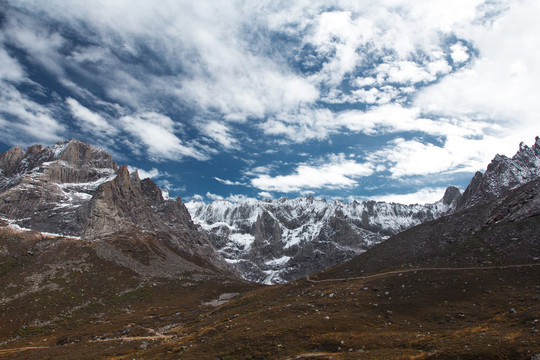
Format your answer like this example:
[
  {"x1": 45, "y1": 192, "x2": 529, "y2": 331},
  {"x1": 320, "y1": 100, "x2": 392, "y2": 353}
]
[
  {"x1": 442, "y1": 186, "x2": 461, "y2": 205},
  {"x1": 26, "y1": 144, "x2": 42, "y2": 155}
]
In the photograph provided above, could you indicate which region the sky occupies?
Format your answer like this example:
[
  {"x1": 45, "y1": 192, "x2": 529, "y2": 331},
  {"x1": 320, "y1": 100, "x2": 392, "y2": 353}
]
[{"x1": 0, "y1": 0, "x2": 539, "y2": 204}]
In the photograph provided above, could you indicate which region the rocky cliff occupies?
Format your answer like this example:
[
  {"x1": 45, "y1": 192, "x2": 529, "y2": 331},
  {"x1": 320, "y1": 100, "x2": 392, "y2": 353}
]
[{"x1": 0, "y1": 139, "x2": 231, "y2": 273}]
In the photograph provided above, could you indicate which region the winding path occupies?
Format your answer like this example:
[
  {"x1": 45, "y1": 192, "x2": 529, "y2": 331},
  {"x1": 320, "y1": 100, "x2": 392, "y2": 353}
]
[{"x1": 305, "y1": 263, "x2": 540, "y2": 284}]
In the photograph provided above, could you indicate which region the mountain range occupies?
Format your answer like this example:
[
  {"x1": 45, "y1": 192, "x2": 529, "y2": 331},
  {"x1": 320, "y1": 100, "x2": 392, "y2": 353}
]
[
  {"x1": 1, "y1": 137, "x2": 539, "y2": 284},
  {"x1": 186, "y1": 188, "x2": 459, "y2": 284},
  {"x1": 0, "y1": 137, "x2": 539, "y2": 359}
]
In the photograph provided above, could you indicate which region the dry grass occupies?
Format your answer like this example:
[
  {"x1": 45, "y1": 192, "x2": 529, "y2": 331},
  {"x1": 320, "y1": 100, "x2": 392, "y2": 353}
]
[{"x1": 1, "y1": 227, "x2": 538, "y2": 359}]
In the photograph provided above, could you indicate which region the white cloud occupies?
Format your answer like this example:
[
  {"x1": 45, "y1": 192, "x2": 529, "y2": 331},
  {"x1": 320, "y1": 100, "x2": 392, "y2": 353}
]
[
  {"x1": 225, "y1": 194, "x2": 252, "y2": 203},
  {"x1": 205, "y1": 192, "x2": 250, "y2": 203},
  {"x1": 0, "y1": 82, "x2": 65, "y2": 145},
  {"x1": 415, "y1": 0, "x2": 540, "y2": 154},
  {"x1": 377, "y1": 61, "x2": 435, "y2": 85},
  {"x1": 0, "y1": 39, "x2": 25, "y2": 82},
  {"x1": 157, "y1": 179, "x2": 185, "y2": 194},
  {"x1": 127, "y1": 166, "x2": 161, "y2": 180},
  {"x1": 2, "y1": 0, "x2": 537, "y2": 196},
  {"x1": 335, "y1": 103, "x2": 498, "y2": 139},
  {"x1": 206, "y1": 192, "x2": 224, "y2": 202},
  {"x1": 214, "y1": 177, "x2": 245, "y2": 186},
  {"x1": 258, "y1": 191, "x2": 273, "y2": 199},
  {"x1": 19, "y1": 0, "x2": 317, "y2": 121},
  {"x1": 367, "y1": 136, "x2": 502, "y2": 178},
  {"x1": 120, "y1": 112, "x2": 209, "y2": 161},
  {"x1": 251, "y1": 153, "x2": 374, "y2": 193},
  {"x1": 66, "y1": 97, "x2": 118, "y2": 137},
  {"x1": 261, "y1": 107, "x2": 335, "y2": 142},
  {"x1": 4, "y1": 14, "x2": 66, "y2": 77},
  {"x1": 201, "y1": 121, "x2": 238, "y2": 150},
  {"x1": 371, "y1": 187, "x2": 448, "y2": 205},
  {"x1": 450, "y1": 42, "x2": 470, "y2": 64}
]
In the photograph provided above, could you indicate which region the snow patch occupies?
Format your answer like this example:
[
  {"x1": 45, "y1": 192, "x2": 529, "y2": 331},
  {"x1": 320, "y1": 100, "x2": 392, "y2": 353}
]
[
  {"x1": 265, "y1": 256, "x2": 291, "y2": 267},
  {"x1": 229, "y1": 233, "x2": 255, "y2": 248},
  {"x1": 0, "y1": 217, "x2": 81, "y2": 240}
]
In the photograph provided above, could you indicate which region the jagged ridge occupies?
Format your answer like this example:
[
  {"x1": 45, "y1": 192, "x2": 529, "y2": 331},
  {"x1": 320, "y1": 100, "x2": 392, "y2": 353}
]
[
  {"x1": 456, "y1": 136, "x2": 540, "y2": 210},
  {"x1": 0, "y1": 139, "x2": 231, "y2": 273},
  {"x1": 186, "y1": 189, "x2": 459, "y2": 284}
]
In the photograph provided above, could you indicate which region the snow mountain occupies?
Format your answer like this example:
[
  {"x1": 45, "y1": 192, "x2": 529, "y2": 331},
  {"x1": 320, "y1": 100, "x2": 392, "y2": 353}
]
[
  {"x1": 186, "y1": 188, "x2": 460, "y2": 284},
  {"x1": 2, "y1": 137, "x2": 538, "y2": 285}
]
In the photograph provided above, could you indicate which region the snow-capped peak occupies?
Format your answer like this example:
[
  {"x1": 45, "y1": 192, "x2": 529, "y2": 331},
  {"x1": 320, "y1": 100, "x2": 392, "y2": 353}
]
[{"x1": 186, "y1": 190, "x2": 457, "y2": 284}]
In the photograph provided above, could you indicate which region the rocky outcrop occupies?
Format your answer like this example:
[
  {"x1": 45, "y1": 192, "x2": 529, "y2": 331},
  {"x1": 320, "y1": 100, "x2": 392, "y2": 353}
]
[
  {"x1": 456, "y1": 136, "x2": 540, "y2": 210},
  {"x1": 0, "y1": 140, "x2": 233, "y2": 273},
  {"x1": 0, "y1": 146, "x2": 25, "y2": 178},
  {"x1": 442, "y1": 186, "x2": 461, "y2": 206},
  {"x1": 82, "y1": 165, "x2": 161, "y2": 238}
]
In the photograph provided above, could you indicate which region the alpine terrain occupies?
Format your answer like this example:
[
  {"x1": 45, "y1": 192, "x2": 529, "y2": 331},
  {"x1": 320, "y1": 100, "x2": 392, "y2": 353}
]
[
  {"x1": 186, "y1": 189, "x2": 460, "y2": 284},
  {"x1": 0, "y1": 137, "x2": 538, "y2": 359}
]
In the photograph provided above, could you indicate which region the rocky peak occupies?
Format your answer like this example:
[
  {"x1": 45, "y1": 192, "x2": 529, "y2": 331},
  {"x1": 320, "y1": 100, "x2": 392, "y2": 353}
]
[
  {"x1": 0, "y1": 140, "x2": 233, "y2": 273},
  {"x1": 442, "y1": 186, "x2": 461, "y2": 206},
  {"x1": 56, "y1": 139, "x2": 117, "y2": 170},
  {"x1": 141, "y1": 178, "x2": 164, "y2": 206},
  {"x1": 82, "y1": 165, "x2": 160, "y2": 238},
  {"x1": 0, "y1": 146, "x2": 25, "y2": 177},
  {"x1": 456, "y1": 136, "x2": 540, "y2": 210},
  {"x1": 26, "y1": 144, "x2": 43, "y2": 155}
]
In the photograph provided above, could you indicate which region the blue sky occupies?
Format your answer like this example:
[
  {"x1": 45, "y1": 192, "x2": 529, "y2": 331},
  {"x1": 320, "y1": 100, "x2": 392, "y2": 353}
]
[{"x1": 1, "y1": 0, "x2": 539, "y2": 204}]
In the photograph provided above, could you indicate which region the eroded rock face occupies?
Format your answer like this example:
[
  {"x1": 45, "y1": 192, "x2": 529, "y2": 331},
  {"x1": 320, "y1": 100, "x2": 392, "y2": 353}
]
[
  {"x1": 0, "y1": 140, "x2": 233, "y2": 273},
  {"x1": 0, "y1": 140, "x2": 118, "y2": 235}
]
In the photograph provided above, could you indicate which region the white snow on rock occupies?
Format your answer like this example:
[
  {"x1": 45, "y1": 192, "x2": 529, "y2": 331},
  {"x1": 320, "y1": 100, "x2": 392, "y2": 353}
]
[{"x1": 186, "y1": 194, "x2": 455, "y2": 284}]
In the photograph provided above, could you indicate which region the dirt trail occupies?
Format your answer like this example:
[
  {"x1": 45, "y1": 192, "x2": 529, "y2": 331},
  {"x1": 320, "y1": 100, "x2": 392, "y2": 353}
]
[
  {"x1": 89, "y1": 334, "x2": 172, "y2": 343},
  {"x1": 305, "y1": 263, "x2": 540, "y2": 283}
]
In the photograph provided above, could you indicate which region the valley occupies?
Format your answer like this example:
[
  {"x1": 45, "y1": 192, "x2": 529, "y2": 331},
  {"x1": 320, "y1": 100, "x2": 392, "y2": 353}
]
[{"x1": 0, "y1": 138, "x2": 539, "y2": 359}]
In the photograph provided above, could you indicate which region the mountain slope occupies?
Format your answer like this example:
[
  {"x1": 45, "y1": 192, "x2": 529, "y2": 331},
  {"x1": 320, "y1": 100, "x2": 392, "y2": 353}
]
[
  {"x1": 0, "y1": 140, "x2": 253, "y2": 357},
  {"x1": 122, "y1": 138, "x2": 540, "y2": 360},
  {"x1": 101, "y1": 174, "x2": 540, "y2": 359},
  {"x1": 1, "y1": 139, "x2": 538, "y2": 360},
  {"x1": 317, "y1": 177, "x2": 540, "y2": 280},
  {"x1": 0, "y1": 225, "x2": 258, "y2": 358}
]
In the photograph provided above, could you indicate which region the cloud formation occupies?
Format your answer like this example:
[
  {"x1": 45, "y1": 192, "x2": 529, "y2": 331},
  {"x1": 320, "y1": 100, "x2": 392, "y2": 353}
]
[
  {"x1": 250, "y1": 154, "x2": 374, "y2": 192},
  {"x1": 120, "y1": 112, "x2": 208, "y2": 161},
  {"x1": 66, "y1": 98, "x2": 118, "y2": 137},
  {"x1": 373, "y1": 187, "x2": 449, "y2": 205},
  {"x1": 0, "y1": 0, "x2": 538, "y2": 202}
]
